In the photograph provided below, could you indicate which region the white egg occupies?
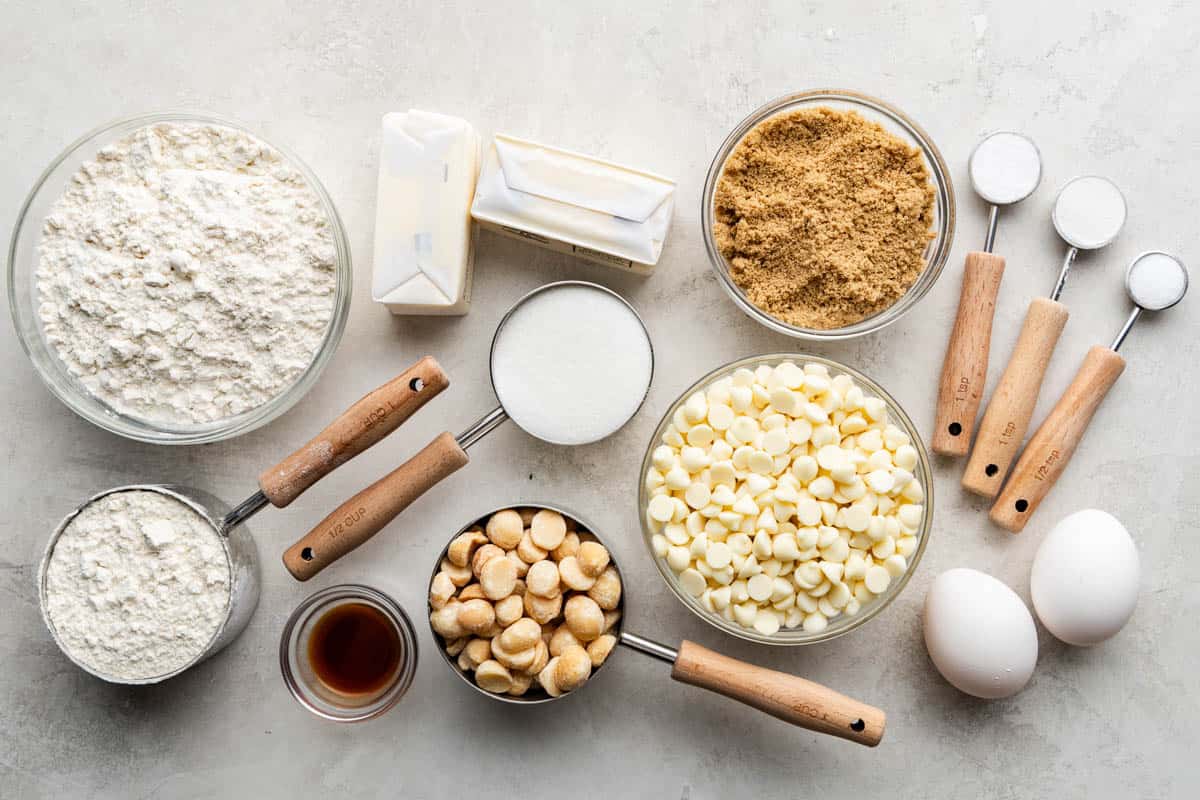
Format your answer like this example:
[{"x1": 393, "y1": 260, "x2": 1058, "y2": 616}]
[
  {"x1": 923, "y1": 568, "x2": 1038, "y2": 699},
  {"x1": 1031, "y1": 509, "x2": 1139, "y2": 646}
]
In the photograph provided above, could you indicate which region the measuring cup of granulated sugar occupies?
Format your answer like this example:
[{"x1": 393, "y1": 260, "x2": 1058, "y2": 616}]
[
  {"x1": 283, "y1": 282, "x2": 654, "y2": 581},
  {"x1": 963, "y1": 175, "x2": 1127, "y2": 497},
  {"x1": 992, "y1": 251, "x2": 1187, "y2": 532},
  {"x1": 934, "y1": 131, "x2": 1042, "y2": 456},
  {"x1": 38, "y1": 359, "x2": 449, "y2": 683},
  {"x1": 427, "y1": 503, "x2": 886, "y2": 746}
]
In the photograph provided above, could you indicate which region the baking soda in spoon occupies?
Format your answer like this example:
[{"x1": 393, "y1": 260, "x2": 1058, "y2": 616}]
[
  {"x1": 933, "y1": 131, "x2": 1041, "y2": 456},
  {"x1": 491, "y1": 284, "x2": 653, "y2": 445}
]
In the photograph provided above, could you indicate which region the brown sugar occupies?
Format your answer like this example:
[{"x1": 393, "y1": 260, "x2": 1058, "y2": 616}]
[{"x1": 713, "y1": 107, "x2": 936, "y2": 329}]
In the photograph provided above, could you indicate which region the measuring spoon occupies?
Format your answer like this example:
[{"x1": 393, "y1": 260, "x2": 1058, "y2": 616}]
[
  {"x1": 934, "y1": 132, "x2": 1042, "y2": 455},
  {"x1": 283, "y1": 281, "x2": 654, "y2": 581},
  {"x1": 429, "y1": 503, "x2": 886, "y2": 746},
  {"x1": 991, "y1": 252, "x2": 1188, "y2": 531},
  {"x1": 963, "y1": 176, "x2": 1127, "y2": 496}
]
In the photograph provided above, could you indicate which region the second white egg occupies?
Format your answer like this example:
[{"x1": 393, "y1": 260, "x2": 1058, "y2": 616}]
[{"x1": 1030, "y1": 509, "x2": 1139, "y2": 646}]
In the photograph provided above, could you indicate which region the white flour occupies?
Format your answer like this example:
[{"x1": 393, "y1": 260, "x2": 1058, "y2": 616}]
[
  {"x1": 36, "y1": 122, "x2": 337, "y2": 426},
  {"x1": 43, "y1": 490, "x2": 230, "y2": 681}
]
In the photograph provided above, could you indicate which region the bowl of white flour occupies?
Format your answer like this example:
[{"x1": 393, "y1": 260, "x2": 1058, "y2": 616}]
[
  {"x1": 7, "y1": 112, "x2": 351, "y2": 444},
  {"x1": 38, "y1": 486, "x2": 260, "y2": 684}
]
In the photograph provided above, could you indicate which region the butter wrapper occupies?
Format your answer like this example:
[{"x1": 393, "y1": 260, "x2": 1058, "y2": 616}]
[
  {"x1": 372, "y1": 110, "x2": 480, "y2": 315},
  {"x1": 470, "y1": 134, "x2": 675, "y2": 273}
]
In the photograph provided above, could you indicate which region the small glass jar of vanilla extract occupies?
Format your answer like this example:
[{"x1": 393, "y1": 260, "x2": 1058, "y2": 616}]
[{"x1": 280, "y1": 584, "x2": 418, "y2": 721}]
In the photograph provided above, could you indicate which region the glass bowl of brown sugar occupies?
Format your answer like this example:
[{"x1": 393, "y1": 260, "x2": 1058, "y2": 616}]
[{"x1": 702, "y1": 90, "x2": 955, "y2": 341}]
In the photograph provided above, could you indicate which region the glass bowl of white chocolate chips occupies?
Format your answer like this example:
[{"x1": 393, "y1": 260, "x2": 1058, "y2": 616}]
[{"x1": 639, "y1": 354, "x2": 932, "y2": 645}]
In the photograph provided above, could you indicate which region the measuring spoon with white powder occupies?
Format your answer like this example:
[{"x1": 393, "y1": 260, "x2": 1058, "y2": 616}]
[
  {"x1": 283, "y1": 281, "x2": 654, "y2": 581},
  {"x1": 991, "y1": 252, "x2": 1188, "y2": 531},
  {"x1": 963, "y1": 176, "x2": 1127, "y2": 496},
  {"x1": 934, "y1": 132, "x2": 1042, "y2": 456}
]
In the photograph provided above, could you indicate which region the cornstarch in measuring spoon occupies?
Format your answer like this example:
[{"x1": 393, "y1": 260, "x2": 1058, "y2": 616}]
[
  {"x1": 1053, "y1": 176, "x2": 1127, "y2": 249},
  {"x1": 1128, "y1": 252, "x2": 1188, "y2": 310},
  {"x1": 491, "y1": 285, "x2": 652, "y2": 445}
]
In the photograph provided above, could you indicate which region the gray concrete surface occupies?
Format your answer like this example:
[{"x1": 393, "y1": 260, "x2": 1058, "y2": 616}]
[{"x1": 3, "y1": 1, "x2": 1198, "y2": 797}]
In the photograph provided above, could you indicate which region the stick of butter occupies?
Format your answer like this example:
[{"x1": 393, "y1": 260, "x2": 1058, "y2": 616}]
[
  {"x1": 470, "y1": 134, "x2": 675, "y2": 274},
  {"x1": 372, "y1": 110, "x2": 480, "y2": 315}
]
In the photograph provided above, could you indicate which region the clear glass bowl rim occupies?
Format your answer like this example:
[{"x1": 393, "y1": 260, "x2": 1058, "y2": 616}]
[
  {"x1": 279, "y1": 583, "x2": 419, "y2": 722},
  {"x1": 637, "y1": 353, "x2": 935, "y2": 646},
  {"x1": 5, "y1": 110, "x2": 353, "y2": 444},
  {"x1": 701, "y1": 89, "x2": 957, "y2": 341}
]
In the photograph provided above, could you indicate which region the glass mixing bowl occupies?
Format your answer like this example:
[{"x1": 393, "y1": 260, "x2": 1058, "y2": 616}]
[
  {"x1": 6, "y1": 111, "x2": 352, "y2": 444},
  {"x1": 701, "y1": 90, "x2": 955, "y2": 340},
  {"x1": 638, "y1": 354, "x2": 934, "y2": 645}
]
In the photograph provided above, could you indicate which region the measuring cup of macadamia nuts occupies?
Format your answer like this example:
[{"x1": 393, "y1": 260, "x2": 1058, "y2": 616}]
[{"x1": 427, "y1": 503, "x2": 887, "y2": 746}]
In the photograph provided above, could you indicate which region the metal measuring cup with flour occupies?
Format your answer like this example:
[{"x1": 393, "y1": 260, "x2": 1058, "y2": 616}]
[
  {"x1": 283, "y1": 281, "x2": 654, "y2": 581},
  {"x1": 38, "y1": 359, "x2": 450, "y2": 683}
]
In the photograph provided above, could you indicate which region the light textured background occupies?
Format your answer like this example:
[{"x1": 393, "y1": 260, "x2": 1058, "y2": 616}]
[{"x1": 3, "y1": 1, "x2": 1198, "y2": 798}]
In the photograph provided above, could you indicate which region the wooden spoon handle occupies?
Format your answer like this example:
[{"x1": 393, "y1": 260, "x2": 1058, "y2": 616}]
[
  {"x1": 963, "y1": 297, "x2": 1069, "y2": 497},
  {"x1": 258, "y1": 356, "x2": 449, "y2": 508},
  {"x1": 990, "y1": 346, "x2": 1126, "y2": 532},
  {"x1": 282, "y1": 432, "x2": 469, "y2": 580},
  {"x1": 933, "y1": 252, "x2": 1006, "y2": 455},
  {"x1": 670, "y1": 640, "x2": 885, "y2": 746}
]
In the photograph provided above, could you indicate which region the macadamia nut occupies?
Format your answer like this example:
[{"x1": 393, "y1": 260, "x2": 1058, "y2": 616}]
[
  {"x1": 526, "y1": 560, "x2": 561, "y2": 598},
  {"x1": 564, "y1": 595, "x2": 604, "y2": 642},
  {"x1": 554, "y1": 645, "x2": 592, "y2": 691},
  {"x1": 577, "y1": 541, "x2": 610, "y2": 578},
  {"x1": 475, "y1": 660, "x2": 514, "y2": 693},
  {"x1": 587, "y1": 634, "x2": 617, "y2": 667},
  {"x1": 530, "y1": 509, "x2": 568, "y2": 550},
  {"x1": 486, "y1": 510, "x2": 524, "y2": 550},
  {"x1": 480, "y1": 556, "x2": 518, "y2": 600}
]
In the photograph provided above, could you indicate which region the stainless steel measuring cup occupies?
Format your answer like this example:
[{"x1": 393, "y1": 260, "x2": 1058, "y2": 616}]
[
  {"x1": 427, "y1": 502, "x2": 886, "y2": 746},
  {"x1": 992, "y1": 251, "x2": 1188, "y2": 531},
  {"x1": 964, "y1": 176, "x2": 1127, "y2": 496},
  {"x1": 39, "y1": 484, "x2": 259, "y2": 684},
  {"x1": 283, "y1": 281, "x2": 654, "y2": 581},
  {"x1": 934, "y1": 131, "x2": 1042, "y2": 456},
  {"x1": 38, "y1": 358, "x2": 450, "y2": 682}
]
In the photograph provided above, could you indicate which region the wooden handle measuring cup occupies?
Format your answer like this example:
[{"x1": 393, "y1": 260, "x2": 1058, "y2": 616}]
[
  {"x1": 990, "y1": 345, "x2": 1125, "y2": 532},
  {"x1": 283, "y1": 431, "x2": 470, "y2": 580},
  {"x1": 671, "y1": 641, "x2": 886, "y2": 746},
  {"x1": 962, "y1": 297, "x2": 1069, "y2": 496},
  {"x1": 257, "y1": 356, "x2": 450, "y2": 508},
  {"x1": 933, "y1": 252, "x2": 1005, "y2": 455}
]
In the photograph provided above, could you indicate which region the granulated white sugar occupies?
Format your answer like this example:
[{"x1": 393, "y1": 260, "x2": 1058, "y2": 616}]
[{"x1": 490, "y1": 285, "x2": 652, "y2": 445}]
